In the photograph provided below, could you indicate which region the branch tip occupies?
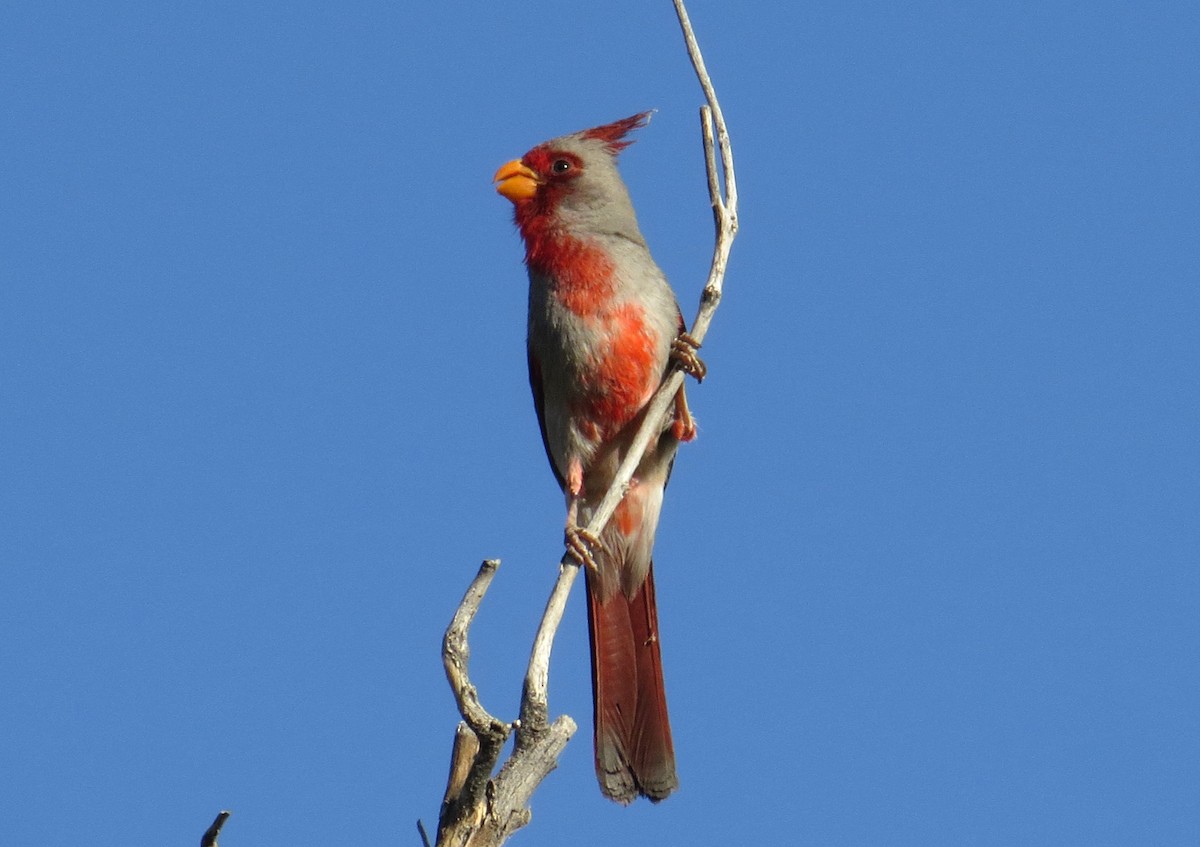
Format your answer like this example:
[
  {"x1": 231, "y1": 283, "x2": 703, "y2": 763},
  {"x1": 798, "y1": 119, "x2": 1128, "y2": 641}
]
[{"x1": 200, "y1": 811, "x2": 230, "y2": 847}]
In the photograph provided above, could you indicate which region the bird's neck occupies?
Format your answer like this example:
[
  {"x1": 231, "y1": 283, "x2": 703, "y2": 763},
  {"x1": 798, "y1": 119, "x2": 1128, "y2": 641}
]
[{"x1": 520, "y1": 216, "x2": 616, "y2": 317}]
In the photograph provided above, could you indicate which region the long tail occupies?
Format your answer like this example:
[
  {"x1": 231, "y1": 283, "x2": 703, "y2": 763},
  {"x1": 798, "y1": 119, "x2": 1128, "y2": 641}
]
[{"x1": 585, "y1": 562, "x2": 678, "y2": 804}]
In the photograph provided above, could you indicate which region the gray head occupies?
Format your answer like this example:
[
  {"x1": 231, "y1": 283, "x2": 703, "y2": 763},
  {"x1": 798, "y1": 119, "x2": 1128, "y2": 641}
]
[{"x1": 494, "y1": 112, "x2": 652, "y2": 245}]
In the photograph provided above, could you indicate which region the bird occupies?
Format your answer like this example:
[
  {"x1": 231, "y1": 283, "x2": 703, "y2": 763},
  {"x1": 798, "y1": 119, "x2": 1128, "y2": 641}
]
[{"x1": 493, "y1": 113, "x2": 705, "y2": 804}]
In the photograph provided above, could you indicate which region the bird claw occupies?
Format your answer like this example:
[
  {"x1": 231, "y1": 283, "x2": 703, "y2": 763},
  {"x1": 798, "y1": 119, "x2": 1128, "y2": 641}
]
[
  {"x1": 670, "y1": 332, "x2": 707, "y2": 382},
  {"x1": 672, "y1": 383, "x2": 699, "y2": 442},
  {"x1": 565, "y1": 525, "x2": 604, "y2": 571}
]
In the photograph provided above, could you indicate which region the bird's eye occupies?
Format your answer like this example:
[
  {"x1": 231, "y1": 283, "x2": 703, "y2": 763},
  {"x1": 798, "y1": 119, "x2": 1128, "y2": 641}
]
[{"x1": 552, "y1": 159, "x2": 572, "y2": 174}]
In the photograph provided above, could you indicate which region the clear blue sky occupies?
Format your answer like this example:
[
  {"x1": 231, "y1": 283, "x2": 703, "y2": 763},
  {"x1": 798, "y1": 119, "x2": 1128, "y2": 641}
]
[{"x1": 3, "y1": 1, "x2": 1197, "y2": 844}]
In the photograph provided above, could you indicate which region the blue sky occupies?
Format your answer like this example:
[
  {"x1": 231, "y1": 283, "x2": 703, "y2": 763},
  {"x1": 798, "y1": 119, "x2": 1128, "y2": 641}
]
[{"x1": 2, "y1": 1, "x2": 1197, "y2": 844}]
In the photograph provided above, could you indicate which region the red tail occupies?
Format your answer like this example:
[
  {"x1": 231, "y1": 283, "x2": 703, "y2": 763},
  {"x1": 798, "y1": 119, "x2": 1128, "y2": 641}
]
[{"x1": 585, "y1": 563, "x2": 678, "y2": 803}]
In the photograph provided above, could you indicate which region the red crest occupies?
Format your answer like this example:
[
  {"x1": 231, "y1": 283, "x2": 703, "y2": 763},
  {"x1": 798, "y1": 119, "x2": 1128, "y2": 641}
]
[{"x1": 580, "y1": 111, "x2": 653, "y2": 153}]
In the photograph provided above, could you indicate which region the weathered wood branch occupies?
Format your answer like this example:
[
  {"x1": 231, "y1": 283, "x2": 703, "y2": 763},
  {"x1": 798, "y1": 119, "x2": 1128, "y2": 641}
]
[
  {"x1": 432, "y1": 560, "x2": 576, "y2": 847},
  {"x1": 201, "y1": 810, "x2": 230, "y2": 847}
]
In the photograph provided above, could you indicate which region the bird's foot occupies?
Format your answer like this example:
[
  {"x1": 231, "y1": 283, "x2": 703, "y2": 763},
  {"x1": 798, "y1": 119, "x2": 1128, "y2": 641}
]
[
  {"x1": 670, "y1": 332, "x2": 707, "y2": 382},
  {"x1": 565, "y1": 524, "x2": 604, "y2": 571}
]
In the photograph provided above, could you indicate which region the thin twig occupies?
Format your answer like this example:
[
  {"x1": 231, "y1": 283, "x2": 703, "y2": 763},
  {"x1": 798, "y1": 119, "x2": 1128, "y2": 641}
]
[
  {"x1": 586, "y1": 0, "x2": 738, "y2": 538},
  {"x1": 672, "y1": 0, "x2": 739, "y2": 335},
  {"x1": 201, "y1": 811, "x2": 230, "y2": 847},
  {"x1": 519, "y1": 559, "x2": 575, "y2": 732},
  {"x1": 522, "y1": 0, "x2": 739, "y2": 725}
]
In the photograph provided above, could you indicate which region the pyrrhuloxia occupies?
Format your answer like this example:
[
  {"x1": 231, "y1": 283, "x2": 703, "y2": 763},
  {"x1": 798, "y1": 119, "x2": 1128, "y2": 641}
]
[{"x1": 494, "y1": 113, "x2": 704, "y2": 804}]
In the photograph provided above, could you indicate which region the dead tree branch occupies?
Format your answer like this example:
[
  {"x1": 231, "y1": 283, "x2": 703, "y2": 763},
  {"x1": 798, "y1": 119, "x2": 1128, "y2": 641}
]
[
  {"x1": 433, "y1": 560, "x2": 576, "y2": 847},
  {"x1": 201, "y1": 811, "x2": 230, "y2": 847},
  {"x1": 431, "y1": 1, "x2": 737, "y2": 844}
]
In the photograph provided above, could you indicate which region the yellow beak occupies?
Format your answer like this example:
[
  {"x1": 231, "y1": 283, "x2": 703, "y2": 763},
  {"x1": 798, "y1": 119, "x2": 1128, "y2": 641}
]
[{"x1": 493, "y1": 160, "x2": 540, "y2": 202}]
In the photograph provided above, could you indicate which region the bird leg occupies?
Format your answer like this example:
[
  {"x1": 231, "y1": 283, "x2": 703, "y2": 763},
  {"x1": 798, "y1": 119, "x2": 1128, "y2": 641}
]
[
  {"x1": 669, "y1": 332, "x2": 704, "y2": 442},
  {"x1": 670, "y1": 332, "x2": 707, "y2": 382},
  {"x1": 564, "y1": 458, "x2": 604, "y2": 571},
  {"x1": 672, "y1": 385, "x2": 699, "y2": 442}
]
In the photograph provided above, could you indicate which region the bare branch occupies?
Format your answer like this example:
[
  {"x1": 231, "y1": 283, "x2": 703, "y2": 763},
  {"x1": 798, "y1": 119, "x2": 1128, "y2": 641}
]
[
  {"x1": 520, "y1": 1, "x2": 741, "y2": 725},
  {"x1": 672, "y1": 0, "x2": 738, "y2": 338},
  {"x1": 518, "y1": 559, "x2": 576, "y2": 736},
  {"x1": 442, "y1": 560, "x2": 508, "y2": 742},
  {"x1": 200, "y1": 811, "x2": 230, "y2": 847},
  {"x1": 433, "y1": 561, "x2": 578, "y2": 847},
  {"x1": 435, "y1": 561, "x2": 512, "y2": 845},
  {"x1": 558, "y1": 0, "x2": 739, "y2": 581},
  {"x1": 441, "y1": 723, "x2": 482, "y2": 811}
]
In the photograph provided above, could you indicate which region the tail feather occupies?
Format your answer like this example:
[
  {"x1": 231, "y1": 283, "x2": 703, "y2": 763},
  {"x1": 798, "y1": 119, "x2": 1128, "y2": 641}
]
[{"x1": 586, "y1": 562, "x2": 678, "y2": 804}]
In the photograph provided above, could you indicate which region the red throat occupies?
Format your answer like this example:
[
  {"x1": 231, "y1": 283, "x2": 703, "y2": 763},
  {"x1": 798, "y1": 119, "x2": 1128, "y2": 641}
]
[
  {"x1": 517, "y1": 214, "x2": 617, "y2": 316},
  {"x1": 519, "y1": 221, "x2": 661, "y2": 437}
]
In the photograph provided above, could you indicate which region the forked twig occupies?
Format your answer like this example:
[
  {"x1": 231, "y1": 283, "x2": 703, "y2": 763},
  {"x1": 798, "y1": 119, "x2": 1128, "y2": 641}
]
[
  {"x1": 521, "y1": 0, "x2": 739, "y2": 739},
  {"x1": 434, "y1": 561, "x2": 576, "y2": 847}
]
